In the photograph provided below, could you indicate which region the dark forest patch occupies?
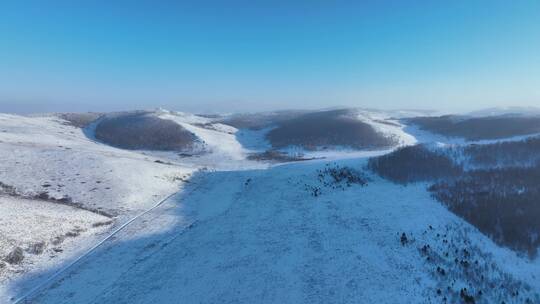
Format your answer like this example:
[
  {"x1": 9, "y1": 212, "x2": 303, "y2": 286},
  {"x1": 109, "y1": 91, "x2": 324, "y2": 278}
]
[
  {"x1": 408, "y1": 115, "x2": 540, "y2": 141},
  {"x1": 430, "y1": 167, "x2": 540, "y2": 257},
  {"x1": 246, "y1": 150, "x2": 315, "y2": 162},
  {"x1": 266, "y1": 109, "x2": 397, "y2": 150},
  {"x1": 94, "y1": 112, "x2": 198, "y2": 151},
  {"x1": 218, "y1": 111, "x2": 307, "y2": 130},
  {"x1": 369, "y1": 141, "x2": 540, "y2": 256},
  {"x1": 367, "y1": 145, "x2": 462, "y2": 184},
  {"x1": 464, "y1": 136, "x2": 540, "y2": 168}
]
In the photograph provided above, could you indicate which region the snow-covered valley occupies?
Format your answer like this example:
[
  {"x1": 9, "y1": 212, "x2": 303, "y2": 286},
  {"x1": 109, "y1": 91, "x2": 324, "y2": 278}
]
[{"x1": 1, "y1": 109, "x2": 539, "y2": 303}]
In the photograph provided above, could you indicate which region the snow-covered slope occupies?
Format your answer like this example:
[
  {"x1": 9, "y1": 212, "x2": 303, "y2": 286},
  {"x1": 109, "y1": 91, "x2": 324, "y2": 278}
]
[
  {"x1": 17, "y1": 158, "x2": 540, "y2": 303},
  {"x1": 0, "y1": 113, "x2": 195, "y2": 297},
  {"x1": 158, "y1": 111, "x2": 249, "y2": 162},
  {"x1": 355, "y1": 109, "x2": 417, "y2": 146},
  {"x1": 0, "y1": 113, "x2": 192, "y2": 216},
  {"x1": 0, "y1": 195, "x2": 111, "y2": 287},
  {"x1": 213, "y1": 108, "x2": 421, "y2": 160},
  {"x1": 2, "y1": 109, "x2": 540, "y2": 303}
]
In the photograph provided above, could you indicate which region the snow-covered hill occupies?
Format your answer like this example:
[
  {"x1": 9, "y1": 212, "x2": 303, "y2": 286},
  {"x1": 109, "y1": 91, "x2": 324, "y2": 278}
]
[
  {"x1": 216, "y1": 108, "x2": 420, "y2": 160},
  {"x1": 0, "y1": 113, "x2": 193, "y2": 216},
  {"x1": 468, "y1": 106, "x2": 540, "y2": 117},
  {"x1": 0, "y1": 113, "x2": 195, "y2": 297}
]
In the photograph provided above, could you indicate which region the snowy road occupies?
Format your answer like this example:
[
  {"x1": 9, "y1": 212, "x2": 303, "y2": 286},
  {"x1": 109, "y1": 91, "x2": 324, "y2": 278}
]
[{"x1": 17, "y1": 159, "x2": 540, "y2": 303}]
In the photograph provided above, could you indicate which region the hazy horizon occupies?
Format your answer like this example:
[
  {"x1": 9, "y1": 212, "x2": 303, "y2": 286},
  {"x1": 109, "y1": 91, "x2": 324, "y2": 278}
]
[
  {"x1": 4, "y1": 102, "x2": 540, "y2": 117},
  {"x1": 1, "y1": 1, "x2": 540, "y2": 114}
]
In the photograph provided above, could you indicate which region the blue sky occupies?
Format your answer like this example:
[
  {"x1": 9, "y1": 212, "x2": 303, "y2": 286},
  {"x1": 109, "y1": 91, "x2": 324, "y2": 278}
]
[{"x1": 1, "y1": 1, "x2": 539, "y2": 113}]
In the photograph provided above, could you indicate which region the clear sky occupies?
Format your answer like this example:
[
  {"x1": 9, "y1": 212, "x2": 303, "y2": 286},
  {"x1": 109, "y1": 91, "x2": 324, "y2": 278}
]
[{"x1": 1, "y1": 0, "x2": 539, "y2": 114}]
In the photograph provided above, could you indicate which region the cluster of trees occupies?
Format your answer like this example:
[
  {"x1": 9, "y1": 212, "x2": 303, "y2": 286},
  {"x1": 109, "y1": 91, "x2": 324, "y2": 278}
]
[
  {"x1": 317, "y1": 164, "x2": 369, "y2": 188},
  {"x1": 408, "y1": 115, "x2": 540, "y2": 141},
  {"x1": 412, "y1": 224, "x2": 537, "y2": 303},
  {"x1": 367, "y1": 145, "x2": 462, "y2": 184},
  {"x1": 218, "y1": 110, "x2": 306, "y2": 130},
  {"x1": 246, "y1": 150, "x2": 311, "y2": 162},
  {"x1": 430, "y1": 166, "x2": 540, "y2": 256},
  {"x1": 369, "y1": 141, "x2": 540, "y2": 256},
  {"x1": 304, "y1": 164, "x2": 369, "y2": 197},
  {"x1": 95, "y1": 112, "x2": 198, "y2": 151},
  {"x1": 0, "y1": 181, "x2": 16, "y2": 196},
  {"x1": 266, "y1": 109, "x2": 397, "y2": 150},
  {"x1": 464, "y1": 136, "x2": 540, "y2": 168}
]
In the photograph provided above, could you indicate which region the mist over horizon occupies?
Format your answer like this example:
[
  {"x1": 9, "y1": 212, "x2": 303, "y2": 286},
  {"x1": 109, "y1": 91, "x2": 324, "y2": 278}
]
[
  {"x1": 2, "y1": 1, "x2": 540, "y2": 115},
  {"x1": 2, "y1": 99, "x2": 540, "y2": 117}
]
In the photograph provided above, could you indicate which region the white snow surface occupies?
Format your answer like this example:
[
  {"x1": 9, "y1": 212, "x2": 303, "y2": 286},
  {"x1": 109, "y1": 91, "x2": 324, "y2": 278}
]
[
  {"x1": 0, "y1": 195, "x2": 111, "y2": 296},
  {"x1": 159, "y1": 113, "x2": 247, "y2": 161},
  {"x1": 1, "y1": 110, "x2": 540, "y2": 303},
  {"x1": 356, "y1": 109, "x2": 417, "y2": 146},
  {"x1": 0, "y1": 113, "x2": 194, "y2": 298},
  {"x1": 15, "y1": 159, "x2": 540, "y2": 303},
  {"x1": 0, "y1": 114, "x2": 193, "y2": 216}
]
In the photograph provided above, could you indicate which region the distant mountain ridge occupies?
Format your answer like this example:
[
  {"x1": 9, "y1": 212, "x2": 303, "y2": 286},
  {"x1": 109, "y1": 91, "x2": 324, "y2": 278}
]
[{"x1": 468, "y1": 106, "x2": 540, "y2": 117}]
